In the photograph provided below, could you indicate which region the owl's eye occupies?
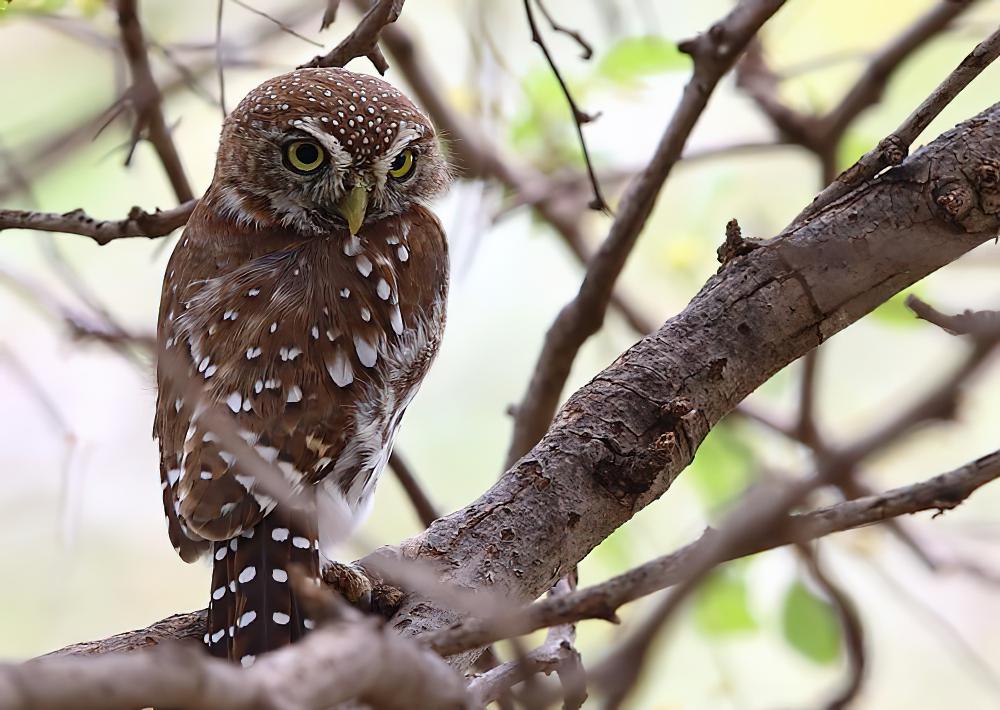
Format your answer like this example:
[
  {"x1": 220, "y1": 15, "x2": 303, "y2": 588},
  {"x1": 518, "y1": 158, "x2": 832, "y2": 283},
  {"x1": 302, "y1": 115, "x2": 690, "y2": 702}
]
[
  {"x1": 388, "y1": 149, "x2": 416, "y2": 181},
  {"x1": 284, "y1": 140, "x2": 326, "y2": 174}
]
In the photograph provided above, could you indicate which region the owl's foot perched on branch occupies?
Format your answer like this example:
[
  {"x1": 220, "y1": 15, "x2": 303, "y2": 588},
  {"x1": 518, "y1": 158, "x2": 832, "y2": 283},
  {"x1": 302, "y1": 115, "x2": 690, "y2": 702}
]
[{"x1": 321, "y1": 561, "x2": 404, "y2": 619}]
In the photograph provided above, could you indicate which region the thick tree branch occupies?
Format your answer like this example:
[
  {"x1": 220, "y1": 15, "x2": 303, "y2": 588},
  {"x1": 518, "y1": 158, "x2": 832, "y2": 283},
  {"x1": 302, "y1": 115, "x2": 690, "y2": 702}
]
[
  {"x1": 425, "y1": 447, "x2": 1000, "y2": 658},
  {"x1": 3, "y1": 619, "x2": 470, "y2": 710},
  {"x1": 504, "y1": 0, "x2": 789, "y2": 467}
]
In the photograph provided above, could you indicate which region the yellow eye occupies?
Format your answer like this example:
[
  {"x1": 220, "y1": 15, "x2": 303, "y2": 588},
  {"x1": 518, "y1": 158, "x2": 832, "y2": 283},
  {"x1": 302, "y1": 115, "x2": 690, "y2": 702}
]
[
  {"x1": 284, "y1": 140, "x2": 326, "y2": 174},
  {"x1": 388, "y1": 149, "x2": 416, "y2": 180}
]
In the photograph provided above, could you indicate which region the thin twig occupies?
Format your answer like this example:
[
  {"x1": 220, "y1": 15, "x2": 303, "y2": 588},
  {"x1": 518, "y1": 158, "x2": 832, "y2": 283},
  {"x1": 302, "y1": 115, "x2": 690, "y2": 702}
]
[
  {"x1": 229, "y1": 0, "x2": 324, "y2": 48},
  {"x1": 216, "y1": 0, "x2": 227, "y2": 117},
  {"x1": 0, "y1": 201, "x2": 196, "y2": 245},
  {"x1": 115, "y1": 0, "x2": 195, "y2": 203},
  {"x1": 534, "y1": 0, "x2": 593, "y2": 59},
  {"x1": 797, "y1": 545, "x2": 867, "y2": 710},
  {"x1": 523, "y1": 0, "x2": 606, "y2": 211},
  {"x1": 387, "y1": 450, "x2": 440, "y2": 528},
  {"x1": 300, "y1": 0, "x2": 404, "y2": 74}
]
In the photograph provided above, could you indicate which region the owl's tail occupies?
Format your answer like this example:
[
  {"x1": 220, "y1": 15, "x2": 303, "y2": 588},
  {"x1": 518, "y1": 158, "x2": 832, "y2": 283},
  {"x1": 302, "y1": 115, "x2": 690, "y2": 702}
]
[{"x1": 205, "y1": 509, "x2": 319, "y2": 666}]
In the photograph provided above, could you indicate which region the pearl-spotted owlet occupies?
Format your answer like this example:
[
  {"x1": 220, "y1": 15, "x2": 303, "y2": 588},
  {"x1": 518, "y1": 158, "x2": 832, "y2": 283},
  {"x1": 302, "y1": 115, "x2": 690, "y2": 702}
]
[{"x1": 154, "y1": 67, "x2": 449, "y2": 666}]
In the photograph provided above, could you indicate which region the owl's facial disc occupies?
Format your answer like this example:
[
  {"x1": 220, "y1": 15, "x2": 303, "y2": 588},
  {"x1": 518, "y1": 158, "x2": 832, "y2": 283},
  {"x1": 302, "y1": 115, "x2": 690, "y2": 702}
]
[{"x1": 212, "y1": 67, "x2": 450, "y2": 235}]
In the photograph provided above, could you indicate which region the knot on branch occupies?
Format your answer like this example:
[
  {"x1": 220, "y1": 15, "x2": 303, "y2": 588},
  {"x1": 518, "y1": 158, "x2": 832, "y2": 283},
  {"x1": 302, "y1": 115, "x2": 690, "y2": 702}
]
[
  {"x1": 975, "y1": 159, "x2": 1000, "y2": 214},
  {"x1": 717, "y1": 218, "x2": 762, "y2": 267},
  {"x1": 933, "y1": 177, "x2": 975, "y2": 224}
]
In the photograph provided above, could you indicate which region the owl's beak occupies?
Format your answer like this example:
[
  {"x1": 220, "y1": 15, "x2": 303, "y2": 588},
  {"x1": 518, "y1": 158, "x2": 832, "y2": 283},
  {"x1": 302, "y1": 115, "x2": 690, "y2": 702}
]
[{"x1": 335, "y1": 185, "x2": 369, "y2": 236}]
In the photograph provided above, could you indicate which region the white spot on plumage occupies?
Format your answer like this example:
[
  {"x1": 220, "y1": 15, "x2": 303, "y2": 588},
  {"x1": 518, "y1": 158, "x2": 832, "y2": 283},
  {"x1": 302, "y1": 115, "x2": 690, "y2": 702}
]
[
  {"x1": 248, "y1": 288, "x2": 260, "y2": 297},
  {"x1": 241, "y1": 655, "x2": 256, "y2": 668},
  {"x1": 376, "y1": 279, "x2": 391, "y2": 300},
  {"x1": 361, "y1": 307, "x2": 371, "y2": 322},
  {"x1": 238, "y1": 611, "x2": 257, "y2": 628},
  {"x1": 211, "y1": 628, "x2": 226, "y2": 643},
  {"x1": 246, "y1": 347, "x2": 262, "y2": 359},
  {"x1": 212, "y1": 586, "x2": 226, "y2": 600},
  {"x1": 327, "y1": 350, "x2": 354, "y2": 387},
  {"x1": 340, "y1": 288, "x2": 350, "y2": 298},
  {"x1": 354, "y1": 335, "x2": 378, "y2": 367},
  {"x1": 303, "y1": 619, "x2": 316, "y2": 630},
  {"x1": 264, "y1": 378, "x2": 281, "y2": 390},
  {"x1": 223, "y1": 310, "x2": 238, "y2": 321},
  {"x1": 200, "y1": 471, "x2": 213, "y2": 480},
  {"x1": 356, "y1": 255, "x2": 373, "y2": 276},
  {"x1": 235, "y1": 474, "x2": 255, "y2": 490},
  {"x1": 198, "y1": 356, "x2": 211, "y2": 373},
  {"x1": 272, "y1": 569, "x2": 288, "y2": 583},
  {"x1": 219, "y1": 451, "x2": 236, "y2": 466},
  {"x1": 256, "y1": 446, "x2": 279, "y2": 462},
  {"x1": 311, "y1": 326, "x2": 320, "y2": 340},
  {"x1": 397, "y1": 245, "x2": 409, "y2": 262},
  {"x1": 215, "y1": 546, "x2": 227, "y2": 561},
  {"x1": 292, "y1": 536, "x2": 311, "y2": 549},
  {"x1": 287, "y1": 385, "x2": 303, "y2": 403},
  {"x1": 270, "y1": 322, "x2": 279, "y2": 333},
  {"x1": 390, "y1": 304, "x2": 404, "y2": 335},
  {"x1": 343, "y1": 235, "x2": 362, "y2": 256},
  {"x1": 226, "y1": 392, "x2": 242, "y2": 413},
  {"x1": 167, "y1": 468, "x2": 181, "y2": 486},
  {"x1": 271, "y1": 527, "x2": 289, "y2": 541},
  {"x1": 254, "y1": 379, "x2": 264, "y2": 394},
  {"x1": 273, "y1": 612, "x2": 291, "y2": 625},
  {"x1": 204, "y1": 364, "x2": 218, "y2": 378},
  {"x1": 238, "y1": 566, "x2": 256, "y2": 583}
]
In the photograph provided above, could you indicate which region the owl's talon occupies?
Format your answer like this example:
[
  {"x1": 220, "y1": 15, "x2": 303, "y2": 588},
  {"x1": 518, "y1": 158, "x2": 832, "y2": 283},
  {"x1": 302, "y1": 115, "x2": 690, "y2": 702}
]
[{"x1": 320, "y1": 561, "x2": 401, "y2": 618}]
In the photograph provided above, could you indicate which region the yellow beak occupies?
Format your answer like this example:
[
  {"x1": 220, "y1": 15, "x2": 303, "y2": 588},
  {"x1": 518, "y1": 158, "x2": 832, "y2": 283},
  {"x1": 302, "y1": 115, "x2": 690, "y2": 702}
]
[{"x1": 335, "y1": 185, "x2": 369, "y2": 236}]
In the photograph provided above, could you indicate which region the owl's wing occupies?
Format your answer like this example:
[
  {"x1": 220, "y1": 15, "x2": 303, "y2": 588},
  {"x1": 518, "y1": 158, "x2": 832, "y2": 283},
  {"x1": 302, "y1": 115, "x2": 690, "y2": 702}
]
[{"x1": 155, "y1": 240, "x2": 359, "y2": 551}]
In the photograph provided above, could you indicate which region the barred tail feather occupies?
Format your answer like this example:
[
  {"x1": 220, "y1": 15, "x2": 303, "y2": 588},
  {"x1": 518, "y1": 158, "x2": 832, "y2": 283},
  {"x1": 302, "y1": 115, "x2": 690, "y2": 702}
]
[{"x1": 205, "y1": 510, "x2": 320, "y2": 665}]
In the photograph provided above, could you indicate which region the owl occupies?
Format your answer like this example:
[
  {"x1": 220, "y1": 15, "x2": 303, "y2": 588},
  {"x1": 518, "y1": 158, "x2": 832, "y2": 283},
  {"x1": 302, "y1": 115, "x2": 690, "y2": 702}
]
[{"x1": 153, "y1": 67, "x2": 449, "y2": 667}]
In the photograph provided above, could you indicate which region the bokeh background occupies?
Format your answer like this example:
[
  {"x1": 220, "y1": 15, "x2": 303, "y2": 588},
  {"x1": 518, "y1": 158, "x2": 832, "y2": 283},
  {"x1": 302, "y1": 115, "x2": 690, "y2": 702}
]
[{"x1": 2, "y1": 0, "x2": 1000, "y2": 707}]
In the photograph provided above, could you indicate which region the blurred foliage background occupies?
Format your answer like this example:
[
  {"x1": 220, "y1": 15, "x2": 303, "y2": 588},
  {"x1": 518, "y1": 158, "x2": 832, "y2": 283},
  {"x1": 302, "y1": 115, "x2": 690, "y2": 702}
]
[{"x1": 1, "y1": 0, "x2": 999, "y2": 707}]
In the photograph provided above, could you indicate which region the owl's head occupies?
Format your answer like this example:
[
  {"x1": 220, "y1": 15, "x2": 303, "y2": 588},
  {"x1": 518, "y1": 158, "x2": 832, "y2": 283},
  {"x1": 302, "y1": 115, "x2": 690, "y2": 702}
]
[{"x1": 208, "y1": 67, "x2": 449, "y2": 235}]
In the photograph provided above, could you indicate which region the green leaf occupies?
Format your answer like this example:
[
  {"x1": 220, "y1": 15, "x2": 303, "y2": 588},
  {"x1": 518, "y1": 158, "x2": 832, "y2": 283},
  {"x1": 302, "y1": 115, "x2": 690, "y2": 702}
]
[
  {"x1": 597, "y1": 37, "x2": 690, "y2": 84},
  {"x1": 870, "y1": 286, "x2": 926, "y2": 328},
  {"x1": 781, "y1": 581, "x2": 842, "y2": 664},
  {"x1": 693, "y1": 567, "x2": 757, "y2": 636},
  {"x1": 686, "y1": 425, "x2": 754, "y2": 509}
]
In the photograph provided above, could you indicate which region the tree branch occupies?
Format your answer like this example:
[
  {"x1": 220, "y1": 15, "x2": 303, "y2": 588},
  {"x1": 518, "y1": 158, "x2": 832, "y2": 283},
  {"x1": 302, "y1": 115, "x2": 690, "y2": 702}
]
[
  {"x1": 300, "y1": 0, "x2": 404, "y2": 73},
  {"x1": 424, "y1": 447, "x2": 1000, "y2": 658},
  {"x1": 3, "y1": 619, "x2": 470, "y2": 710},
  {"x1": 115, "y1": 0, "x2": 195, "y2": 203},
  {"x1": 504, "y1": 0, "x2": 790, "y2": 467},
  {"x1": 0, "y1": 201, "x2": 195, "y2": 245}
]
